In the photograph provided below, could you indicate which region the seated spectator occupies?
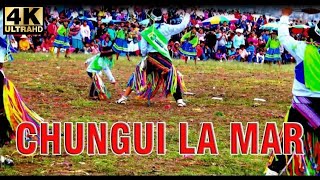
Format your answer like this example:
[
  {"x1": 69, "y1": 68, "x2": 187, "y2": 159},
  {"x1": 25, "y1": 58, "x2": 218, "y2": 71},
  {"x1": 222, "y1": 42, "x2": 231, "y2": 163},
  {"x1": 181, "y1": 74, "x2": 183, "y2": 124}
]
[
  {"x1": 235, "y1": 48, "x2": 241, "y2": 61},
  {"x1": 41, "y1": 36, "x2": 53, "y2": 52},
  {"x1": 19, "y1": 35, "x2": 30, "y2": 51},
  {"x1": 239, "y1": 44, "x2": 248, "y2": 62},
  {"x1": 227, "y1": 47, "x2": 236, "y2": 60},
  {"x1": 215, "y1": 49, "x2": 227, "y2": 62},
  {"x1": 27, "y1": 35, "x2": 35, "y2": 52},
  {"x1": 256, "y1": 49, "x2": 265, "y2": 64},
  {"x1": 283, "y1": 50, "x2": 295, "y2": 64},
  {"x1": 84, "y1": 43, "x2": 91, "y2": 54},
  {"x1": 10, "y1": 38, "x2": 18, "y2": 51},
  {"x1": 91, "y1": 43, "x2": 100, "y2": 55},
  {"x1": 246, "y1": 42, "x2": 255, "y2": 63}
]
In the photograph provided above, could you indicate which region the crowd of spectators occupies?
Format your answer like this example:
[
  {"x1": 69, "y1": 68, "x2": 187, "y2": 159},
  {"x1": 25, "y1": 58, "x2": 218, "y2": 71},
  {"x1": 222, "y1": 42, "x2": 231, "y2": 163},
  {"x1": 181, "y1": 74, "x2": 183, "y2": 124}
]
[{"x1": 11, "y1": 6, "x2": 317, "y2": 64}]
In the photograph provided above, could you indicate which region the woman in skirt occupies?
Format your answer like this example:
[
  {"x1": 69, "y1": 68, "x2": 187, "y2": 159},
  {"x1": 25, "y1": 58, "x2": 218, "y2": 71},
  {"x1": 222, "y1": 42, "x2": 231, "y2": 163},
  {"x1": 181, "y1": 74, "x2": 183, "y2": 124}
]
[
  {"x1": 112, "y1": 23, "x2": 130, "y2": 61},
  {"x1": 69, "y1": 19, "x2": 83, "y2": 53},
  {"x1": 179, "y1": 27, "x2": 199, "y2": 64},
  {"x1": 265, "y1": 7, "x2": 320, "y2": 176},
  {"x1": 264, "y1": 31, "x2": 282, "y2": 67},
  {"x1": 53, "y1": 18, "x2": 71, "y2": 59}
]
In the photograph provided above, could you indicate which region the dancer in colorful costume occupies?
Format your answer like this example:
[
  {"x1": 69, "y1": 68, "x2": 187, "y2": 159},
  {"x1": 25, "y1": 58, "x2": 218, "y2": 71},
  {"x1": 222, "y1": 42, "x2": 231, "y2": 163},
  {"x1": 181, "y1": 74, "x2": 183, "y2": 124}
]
[
  {"x1": 264, "y1": 31, "x2": 282, "y2": 67},
  {"x1": 265, "y1": 7, "x2": 320, "y2": 176},
  {"x1": 112, "y1": 23, "x2": 130, "y2": 61},
  {"x1": 116, "y1": 8, "x2": 191, "y2": 107},
  {"x1": 0, "y1": 8, "x2": 44, "y2": 166},
  {"x1": 85, "y1": 43, "x2": 116, "y2": 100},
  {"x1": 179, "y1": 27, "x2": 198, "y2": 64},
  {"x1": 53, "y1": 18, "x2": 71, "y2": 59}
]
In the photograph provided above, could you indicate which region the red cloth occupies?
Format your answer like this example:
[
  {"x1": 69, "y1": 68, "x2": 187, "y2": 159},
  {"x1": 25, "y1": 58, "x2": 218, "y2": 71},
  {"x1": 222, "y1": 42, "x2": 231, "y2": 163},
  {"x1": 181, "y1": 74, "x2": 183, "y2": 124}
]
[
  {"x1": 196, "y1": 46, "x2": 203, "y2": 57},
  {"x1": 47, "y1": 23, "x2": 57, "y2": 36}
]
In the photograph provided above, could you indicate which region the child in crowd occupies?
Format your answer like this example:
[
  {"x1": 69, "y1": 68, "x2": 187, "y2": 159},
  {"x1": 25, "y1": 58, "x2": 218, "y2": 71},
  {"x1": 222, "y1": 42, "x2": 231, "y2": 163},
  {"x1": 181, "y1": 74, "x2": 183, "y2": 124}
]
[
  {"x1": 227, "y1": 47, "x2": 237, "y2": 60},
  {"x1": 84, "y1": 43, "x2": 91, "y2": 54},
  {"x1": 256, "y1": 48, "x2": 265, "y2": 64},
  {"x1": 239, "y1": 44, "x2": 249, "y2": 62},
  {"x1": 196, "y1": 44, "x2": 203, "y2": 61},
  {"x1": 91, "y1": 42, "x2": 100, "y2": 55},
  {"x1": 246, "y1": 42, "x2": 255, "y2": 63},
  {"x1": 172, "y1": 41, "x2": 180, "y2": 59},
  {"x1": 215, "y1": 49, "x2": 227, "y2": 62}
]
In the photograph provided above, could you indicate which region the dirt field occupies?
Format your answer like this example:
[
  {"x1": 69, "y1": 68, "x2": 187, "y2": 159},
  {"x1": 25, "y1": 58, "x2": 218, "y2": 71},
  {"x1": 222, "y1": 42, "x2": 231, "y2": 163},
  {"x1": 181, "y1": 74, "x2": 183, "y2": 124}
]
[{"x1": 0, "y1": 52, "x2": 294, "y2": 175}]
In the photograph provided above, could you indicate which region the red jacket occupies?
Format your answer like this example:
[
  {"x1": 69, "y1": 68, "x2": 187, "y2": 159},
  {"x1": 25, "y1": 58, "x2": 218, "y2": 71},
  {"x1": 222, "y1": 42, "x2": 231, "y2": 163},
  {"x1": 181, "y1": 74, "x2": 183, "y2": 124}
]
[{"x1": 47, "y1": 23, "x2": 58, "y2": 36}]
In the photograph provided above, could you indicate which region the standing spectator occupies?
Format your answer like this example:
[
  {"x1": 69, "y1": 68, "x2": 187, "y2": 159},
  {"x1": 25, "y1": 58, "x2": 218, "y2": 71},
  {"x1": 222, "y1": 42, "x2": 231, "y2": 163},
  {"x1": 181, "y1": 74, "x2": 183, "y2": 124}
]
[
  {"x1": 216, "y1": 29, "x2": 227, "y2": 54},
  {"x1": 106, "y1": 22, "x2": 116, "y2": 42},
  {"x1": 69, "y1": 9, "x2": 79, "y2": 19},
  {"x1": 247, "y1": 32, "x2": 259, "y2": 47},
  {"x1": 261, "y1": 30, "x2": 270, "y2": 43},
  {"x1": 47, "y1": 18, "x2": 58, "y2": 37},
  {"x1": 70, "y1": 20, "x2": 83, "y2": 53},
  {"x1": 96, "y1": 23, "x2": 107, "y2": 39},
  {"x1": 196, "y1": 28, "x2": 205, "y2": 42},
  {"x1": 220, "y1": 21, "x2": 230, "y2": 32},
  {"x1": 50, "y1": 7, "x2": 59, "y2": 19},
  {"x1": 204, "y1": 30, "x2": 217, "y2": 57},
  {"x1": 80, "y1": 21, "x2": 91, "y2": 45}
]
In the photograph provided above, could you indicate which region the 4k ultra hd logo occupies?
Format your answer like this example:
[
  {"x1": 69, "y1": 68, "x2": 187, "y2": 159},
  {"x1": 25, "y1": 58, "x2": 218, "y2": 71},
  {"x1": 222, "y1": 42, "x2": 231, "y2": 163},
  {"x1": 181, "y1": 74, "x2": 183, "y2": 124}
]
[{"x1": 4, "y1": 7, "x2": 44, "y2": 34}]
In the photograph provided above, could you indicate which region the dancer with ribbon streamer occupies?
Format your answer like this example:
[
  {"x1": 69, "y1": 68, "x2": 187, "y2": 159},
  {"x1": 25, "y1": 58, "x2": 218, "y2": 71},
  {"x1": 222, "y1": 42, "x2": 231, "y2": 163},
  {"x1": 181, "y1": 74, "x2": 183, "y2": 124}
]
[
  {"x1": 116, "y1": 8, "x2": 191, "y2": 107},
  {"x1": 0, "y1": 8, "x2": 44, "y2": 167}
]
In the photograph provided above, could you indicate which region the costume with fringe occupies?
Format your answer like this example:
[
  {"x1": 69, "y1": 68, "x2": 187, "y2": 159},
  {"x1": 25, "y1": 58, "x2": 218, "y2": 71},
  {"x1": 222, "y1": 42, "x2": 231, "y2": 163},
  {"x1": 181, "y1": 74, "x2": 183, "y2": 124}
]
[
  {"x1": 126, "y1": 24, "x2": 186, "y2": 101},
  {"x1": 266, "y1": 16, "x2": 320, "y2": 175},
  {"x1": 0, "y1": 40, "x2": 43, "y2": 146},
  {"x1": 179, "y1": 31, "x2": 198, "y2": 58},
  {"x1": 86, "y1": 53, "x2": 114, "y2": 100}
]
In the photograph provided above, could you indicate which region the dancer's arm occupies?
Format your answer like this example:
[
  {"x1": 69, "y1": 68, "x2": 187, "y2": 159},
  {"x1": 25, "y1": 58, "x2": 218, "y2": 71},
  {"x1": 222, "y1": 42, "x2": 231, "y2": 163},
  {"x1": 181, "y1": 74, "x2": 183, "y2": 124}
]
[
  {"x1": 165, "y1": 13, "x2": 191, "y2": 36},
  {"x1": 140, "y1": 37, "x2": 148, "y2": 57},
  {"x1": 278, "y1": 8, "x2": 306, "y2": 63}
]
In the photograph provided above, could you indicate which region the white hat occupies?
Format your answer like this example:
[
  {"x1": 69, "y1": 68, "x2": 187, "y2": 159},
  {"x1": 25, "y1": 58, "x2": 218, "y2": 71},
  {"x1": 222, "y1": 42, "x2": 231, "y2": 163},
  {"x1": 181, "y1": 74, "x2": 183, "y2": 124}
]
[
  {"x1": 20, "y1": 34, "x2": 28, "y2": 39},
  {"x1": 195, "y1": 24, "x2": 200, "y2": 28},
  {"x1": 236, "y1": 29, "x2": 243, "y2": 33}
]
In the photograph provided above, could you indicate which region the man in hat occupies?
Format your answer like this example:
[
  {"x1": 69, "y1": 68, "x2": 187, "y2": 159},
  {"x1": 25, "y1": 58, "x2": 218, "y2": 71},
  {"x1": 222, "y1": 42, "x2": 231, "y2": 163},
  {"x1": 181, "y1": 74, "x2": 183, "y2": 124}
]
[
  {"x1": 265, "y1": 7, "x2": 320, "y2": 176},
  {"x1": 18, "y1": 35, "x2": 30, "y2": 52},
  {"x1": 233, "y1": 29, "x2": 245, "y2": 49},
  {"x1": 116, "y1": 8, "x2": 192, "y2": 107}
]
